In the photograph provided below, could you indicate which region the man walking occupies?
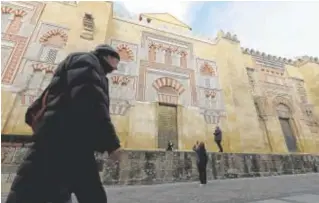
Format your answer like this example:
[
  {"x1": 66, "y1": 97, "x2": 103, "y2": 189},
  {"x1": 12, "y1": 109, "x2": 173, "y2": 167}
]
[
  {"x1": 214, "y1": 126, "x2": 223, "y2": 152},
  {"x1": 6, "y1": 44, "x2": 121, "y2": 203}
]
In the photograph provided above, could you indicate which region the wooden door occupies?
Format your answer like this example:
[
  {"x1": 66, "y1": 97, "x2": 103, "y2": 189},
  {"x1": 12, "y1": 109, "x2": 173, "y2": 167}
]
[{"x1": 158, "y1": 104, "x2": 178, "y2": 149}]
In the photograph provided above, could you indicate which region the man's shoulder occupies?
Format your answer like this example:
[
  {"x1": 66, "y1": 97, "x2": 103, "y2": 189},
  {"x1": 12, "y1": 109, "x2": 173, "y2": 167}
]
[{"x1": 67, "y1": 52, "x2": 99, "y2": 65}]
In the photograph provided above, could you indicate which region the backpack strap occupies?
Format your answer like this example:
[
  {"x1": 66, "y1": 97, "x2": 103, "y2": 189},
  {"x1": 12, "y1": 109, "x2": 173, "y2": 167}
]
[{"x1": 30, "y1": 89, "x2": 49, "y2": 132}]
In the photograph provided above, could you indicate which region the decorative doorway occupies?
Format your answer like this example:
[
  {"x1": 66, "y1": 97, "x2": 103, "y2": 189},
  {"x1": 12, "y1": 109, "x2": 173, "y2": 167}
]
[
  {"x1": 157, "y1": 103, "x2": 178, "y2": 149},
  {"x1": 276, "y1": 104, "x2": 298, "y2": 152}
]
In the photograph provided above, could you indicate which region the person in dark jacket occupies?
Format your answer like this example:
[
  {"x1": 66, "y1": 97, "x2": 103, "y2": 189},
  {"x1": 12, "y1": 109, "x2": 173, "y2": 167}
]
[
  {"x1": 214, "y1": 126, "x2": 223, "y2": 152},
  {"x1": 5, "y1": 44, "x2": 122, "y2": 203},
  {"x1": 194, "y1": 142, "x2": 208, "y2": 185},
  {"x1": 166, "y1": 141, "x2": 174, "y2": 151}
]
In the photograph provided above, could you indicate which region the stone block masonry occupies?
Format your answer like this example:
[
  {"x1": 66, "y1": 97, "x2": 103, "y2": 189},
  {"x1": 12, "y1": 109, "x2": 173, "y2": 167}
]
[{"x1": 1, "y1": 146, "x2": 319, "y2": 186}]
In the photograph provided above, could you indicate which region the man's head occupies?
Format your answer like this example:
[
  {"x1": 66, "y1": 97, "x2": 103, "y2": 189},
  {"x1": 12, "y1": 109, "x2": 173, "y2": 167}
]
[
  {"x1": 94, "y1": 44, "x2": 120, "y2": 74},
  {"x1": 216, "y1": 126, "x2": 220, "y2": 130}
]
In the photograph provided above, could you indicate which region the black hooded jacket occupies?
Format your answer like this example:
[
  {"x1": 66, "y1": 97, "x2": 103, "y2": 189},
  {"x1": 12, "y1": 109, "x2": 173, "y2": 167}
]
[{"x1": 25, "y1": 51, "x2": 120, "y2": 154}]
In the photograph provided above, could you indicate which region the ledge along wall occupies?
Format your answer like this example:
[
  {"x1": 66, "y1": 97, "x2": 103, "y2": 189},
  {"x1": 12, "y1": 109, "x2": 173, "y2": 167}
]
[{"x1": 2, "y1": 146, "x2": 319, "y2": 188}]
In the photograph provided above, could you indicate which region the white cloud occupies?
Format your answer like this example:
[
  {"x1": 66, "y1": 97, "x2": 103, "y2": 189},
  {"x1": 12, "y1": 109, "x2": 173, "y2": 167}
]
[
  {"x1": 118, "y1": 1, "x2": 319, "y2": 58},
  {"x1": 120, "y1": 1, "x2": 195, "y2": 25},
  {"x1": 211, "y1": 2, "x2": 319, "y2": 58}
]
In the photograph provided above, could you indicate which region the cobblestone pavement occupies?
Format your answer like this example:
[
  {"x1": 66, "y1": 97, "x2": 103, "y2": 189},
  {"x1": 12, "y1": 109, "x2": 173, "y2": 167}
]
[{"x1": 2, "y1": 173, "x2": 319, "y2": 203}]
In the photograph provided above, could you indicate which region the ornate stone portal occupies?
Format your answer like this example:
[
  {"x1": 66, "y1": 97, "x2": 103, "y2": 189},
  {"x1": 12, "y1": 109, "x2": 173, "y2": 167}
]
[{"x1": 245, "y1": 53, "x2": 319, "y2": 153}]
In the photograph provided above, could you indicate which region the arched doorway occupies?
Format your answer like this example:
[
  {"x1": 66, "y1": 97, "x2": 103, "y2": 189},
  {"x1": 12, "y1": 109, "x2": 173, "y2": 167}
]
[
  {"x1": 153, "y1": 77, "x2": 185, "y2": 150},
  {"x1": 276, "y1": 103, "x2": 298, "y2": 152}
]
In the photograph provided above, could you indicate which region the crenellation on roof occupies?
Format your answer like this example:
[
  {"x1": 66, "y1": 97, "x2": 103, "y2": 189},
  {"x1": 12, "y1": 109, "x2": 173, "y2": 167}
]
[
  {"x1": 217, "y1": 30, "x2": 239, "y2": 43},
  {"x1": 241, "y1": 48, "x2": 319, "y2": 67}
]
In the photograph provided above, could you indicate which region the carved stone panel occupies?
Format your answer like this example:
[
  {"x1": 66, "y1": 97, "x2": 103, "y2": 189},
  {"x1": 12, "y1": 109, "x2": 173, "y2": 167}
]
[
  {"x1": 25, "y1": 22, "x2": 69, "y2": 65},
  {"x1": 109, "y1": 74, "x2": 136, "y2": 101},
  {"x1": 300, "y1": 104, "x2": 319, "y2": 133},
  {"x1": 197, "y1": 88, "x2": 223, "y2": 110},
  {"x1": 291, "y1": 78, "x2": 308, "y2": 104},
  {"x1": 108, "y1": 74, "x2": 137, "y2": 115},
  {"x1": 17, "y1": 61, "x2": 56, "y2": 106},
  {"x1": 144, "y1": 74, "x2": 188, "y2": 105},
  {"x1": 1, "y1": 2, "x2": 45, "y2": 84},
  {"x1": 141, "y1": 32, "x2": 192, "y2": 69},
  {"x1": 111, "y1": 39, "x2": 138, "y2": 63},
  {"x1": 253, "y1": 54, "x2": 285, "y2": 69},
  {"x1": 138, "y1": 60, "x2": 196, "y2": 106},
  {"x1": 80, "y1": 13, "x2": 95, "y2": 40},
  {"x1": 152, "y1": 77, "x2": 185, "y2": 105},
  {"x1": 111, "y1": 40, "x2": 139, "y2": 77},
  {"x1": 272, "y1": 96, "x2": 295, "y2": 116},
  {"x1": 254, "y1": 96, "x2": 271, "y2": 118},
  {"x1": 196, "y1": 58, "x2": 217, "y2": 76},
  {"x1": 195, "y1": 58, "x2": 224, "y2": 123}
]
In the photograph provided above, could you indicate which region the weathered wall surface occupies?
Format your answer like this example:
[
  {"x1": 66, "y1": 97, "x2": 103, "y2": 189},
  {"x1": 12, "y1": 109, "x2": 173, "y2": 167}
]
[
  {"x1": 2, "y1": 147, "x2": 319, "y2": 188},
  {"x1": 1, "y1": 1, "x2": 113, "y2": 135},
  {"x1": 1, "y1": 2, "x2": 318, "y2": 154}
]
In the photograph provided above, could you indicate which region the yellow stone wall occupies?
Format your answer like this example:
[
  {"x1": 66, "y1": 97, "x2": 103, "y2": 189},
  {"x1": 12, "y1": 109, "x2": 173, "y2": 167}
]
[{"x1": 2, "y1": 2, "x2": 318, "y2": 154}]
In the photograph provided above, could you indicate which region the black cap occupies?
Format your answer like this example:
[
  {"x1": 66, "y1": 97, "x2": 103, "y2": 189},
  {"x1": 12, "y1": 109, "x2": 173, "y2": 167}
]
[{"x1": 94, "y1": 44, "x2": 120, "y2": 60}]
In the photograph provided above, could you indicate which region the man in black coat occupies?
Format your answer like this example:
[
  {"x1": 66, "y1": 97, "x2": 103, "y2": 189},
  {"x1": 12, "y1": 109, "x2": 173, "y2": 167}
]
[{"x1": 5, "y1": 44, "x2": 122, "y2": 203}]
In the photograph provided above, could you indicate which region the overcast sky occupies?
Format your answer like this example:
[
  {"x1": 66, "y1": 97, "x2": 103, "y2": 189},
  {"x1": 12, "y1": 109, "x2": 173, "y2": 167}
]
[{"x1": 115, "y1": 1, "x2": 319, "y2": 59}]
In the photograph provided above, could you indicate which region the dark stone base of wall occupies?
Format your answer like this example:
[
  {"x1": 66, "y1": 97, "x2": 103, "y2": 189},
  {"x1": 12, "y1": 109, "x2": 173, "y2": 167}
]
[{"x1": 2, "y1": 146, "x2": 319, "y2": 185}]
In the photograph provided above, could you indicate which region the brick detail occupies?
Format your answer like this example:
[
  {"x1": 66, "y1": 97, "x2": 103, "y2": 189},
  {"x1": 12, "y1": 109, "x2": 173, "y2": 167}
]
[
  {"x1": 180, "y1": 51, "x2": 187, "y2": 68},
  {"x1": 6, "y1": 10, "x2": 27, "y2": 35},
  {"x1": 1, "y1": 6, "x2": 13, "y2": 14},
  {"x1": 39, "y1": 29, "x2": 68, "y2": 47},
  {"x1": 153, "y1": 77, "x2": 185, "y2": 95},
  {"x1": 138, "y1": 61, "x2": 197, "y2": 105},
  {"x1": 200, "y1": 62, "x2": 215, "y2": 76},
  {"x1": 148, "y1": 44, "x2": 156, "y2": 62},
  {"x1": 205, "y1": 90, "x2": 216, "y2": 99},
  {"x1": 111, "y1": 75, "x2": 130, "y2": 86},
  {"x1": 1, "y1": 34, "x2": 28, "y2": 84},
  {"x1": 117, "y1": 44, "x2": 134, "y2": 62}
]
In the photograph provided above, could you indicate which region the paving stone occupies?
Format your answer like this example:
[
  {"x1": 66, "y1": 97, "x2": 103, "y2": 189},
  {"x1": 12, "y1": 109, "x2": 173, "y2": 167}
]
[
  {"x1": 249, "y1": 200, "x2": 288, "y2": 203},
  {"x1": 2, "y1": 174, "x2": 319, "y2": 203},
  {"x1": 281, "y1": 194, "x2": 319, "y2": 203}
]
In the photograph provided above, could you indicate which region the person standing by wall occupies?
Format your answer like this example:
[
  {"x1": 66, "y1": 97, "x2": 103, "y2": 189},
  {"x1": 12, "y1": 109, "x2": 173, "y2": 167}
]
[
  {"x1": 214, "y1": 126, "x2": 223, "y2": 152},
  {"x1": 194, "y1": 142, "x2": 208, "y2": 186},
  {"x1": 166, "y1": 141, "x2": 174, "y2": 151}
]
